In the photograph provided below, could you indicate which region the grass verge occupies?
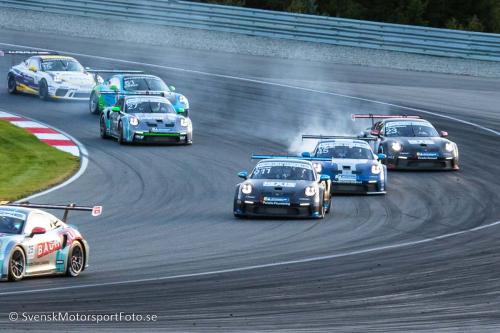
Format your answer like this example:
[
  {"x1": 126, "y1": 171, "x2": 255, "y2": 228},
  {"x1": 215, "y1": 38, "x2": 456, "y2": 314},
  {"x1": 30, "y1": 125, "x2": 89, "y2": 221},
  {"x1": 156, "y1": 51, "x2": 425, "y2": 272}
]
[{"x1": 0, "y1": 120, "x2": 79, "y2": 201}]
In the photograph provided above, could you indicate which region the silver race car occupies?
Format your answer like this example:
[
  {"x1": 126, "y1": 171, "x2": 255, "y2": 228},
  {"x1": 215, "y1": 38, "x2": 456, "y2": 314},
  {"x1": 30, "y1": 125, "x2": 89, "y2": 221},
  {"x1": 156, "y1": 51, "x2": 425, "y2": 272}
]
[
  {"x1": 3, "y1": 50, "x2": 96, "y2": 100},
  {"x1": 0, "y1": 202, "x2": 102, "y2": 282}
]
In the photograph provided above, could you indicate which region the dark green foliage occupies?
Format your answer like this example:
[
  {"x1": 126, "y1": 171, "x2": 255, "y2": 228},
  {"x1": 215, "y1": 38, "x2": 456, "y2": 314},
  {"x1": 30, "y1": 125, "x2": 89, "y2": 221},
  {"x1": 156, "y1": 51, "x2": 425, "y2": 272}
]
[{"x1": 189, "y1": 0, "x2": 500, "y2": 33}]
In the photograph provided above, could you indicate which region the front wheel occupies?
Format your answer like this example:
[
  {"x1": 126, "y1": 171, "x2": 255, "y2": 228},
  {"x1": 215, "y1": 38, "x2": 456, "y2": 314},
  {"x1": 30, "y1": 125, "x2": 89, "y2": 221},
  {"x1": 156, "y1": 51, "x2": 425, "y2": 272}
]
[
  {"x1": 38, "y1": 80, "x2": 49, "y2": 101},
  {"x1": 66, "y1": 241, "x2": 85, "y2": 277},
  {"x1": 7, "y1": 75, "x2": 17, "y2": 94},
  {"x1": 118, "y1": 122, "x2": 126, "y2": 145},
  {"x1": 8, "y1": 247, "x2": 25, "y2": 281},
  {"x1": 89, "y1": 92, "x2": 99, "y2": 114},
  {"x1": 100, "y1": 116, "x2": 108, "y2": 139}
]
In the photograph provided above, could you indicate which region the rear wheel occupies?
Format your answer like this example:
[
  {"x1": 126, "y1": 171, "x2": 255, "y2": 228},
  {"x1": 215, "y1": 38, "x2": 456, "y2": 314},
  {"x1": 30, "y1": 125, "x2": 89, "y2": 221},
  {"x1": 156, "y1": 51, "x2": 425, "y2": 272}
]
[
  {"x1": 7, "y1": 75, "x2": 17, "y2": 94},
  {"x1": 8, "y1": 247, "x2": 25, "y2": 282},
  {"x1": 89, "y1": 91, "x2": 99, "y2": 114},
  {"x1": 66, "y1": 241, "x2": 85, "y2": 277},
  {"x1": 38, "y1": 80, "x2": 49, "y2": 100}
]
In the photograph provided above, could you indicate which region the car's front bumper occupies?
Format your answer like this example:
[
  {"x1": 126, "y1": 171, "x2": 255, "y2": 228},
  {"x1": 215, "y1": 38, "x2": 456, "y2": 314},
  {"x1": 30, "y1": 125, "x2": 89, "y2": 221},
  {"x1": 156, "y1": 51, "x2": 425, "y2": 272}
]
[
  {"x1": 48, "y1": 84, "x2": 93, "y2": 100},
  {"x1": 132, "y1": 131, "x2": 191, "y2": 144},
  {"x1": 386, "y1": 156, "x2": 458, "y2": 170},
  {"x1": 331, "y1": 181, "x2": 385, "y2": 194},
  {"x1": 234, "y1": 199, "x2": 323, "y2": 218}
]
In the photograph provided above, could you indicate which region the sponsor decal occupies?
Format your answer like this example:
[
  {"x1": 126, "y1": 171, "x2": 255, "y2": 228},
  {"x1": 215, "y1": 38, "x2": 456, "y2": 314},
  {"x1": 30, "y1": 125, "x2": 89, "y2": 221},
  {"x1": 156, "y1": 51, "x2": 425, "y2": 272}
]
[
  {"x1": 27, "y1": 245, "x2": 35, "y2": 260},
  {"x1": 37, "y1": 240, "x2": 62, "y2": 258},
  {"x1": 263, "y1": 196, "x2": 291, "y2": 206},
  {"x1": 318, "y1": 142, "x2": 369, "y2": 150},
  {"x1": 263, "y1": 182, "x2": 297, "y2": 187},
  {"x1": 335, "y1": 174, "x2": 359, "y2": 183},
  {"x1": 258, "y1": 161, "x2": 312, "y2": 170},
  {"x1": 417, "y1": 152, "x2": 439, "y2": 160}
]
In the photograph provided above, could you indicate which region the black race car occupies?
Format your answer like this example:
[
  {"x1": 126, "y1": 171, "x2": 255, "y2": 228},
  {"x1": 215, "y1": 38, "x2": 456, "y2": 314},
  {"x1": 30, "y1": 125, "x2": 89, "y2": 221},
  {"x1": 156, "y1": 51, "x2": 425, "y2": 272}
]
[
  {"x1": 353, "y1": 114, "x2": 459, "y2": 170},
  {"x1": 233, "y1": 157, "x2": 331, "y2": 219}
]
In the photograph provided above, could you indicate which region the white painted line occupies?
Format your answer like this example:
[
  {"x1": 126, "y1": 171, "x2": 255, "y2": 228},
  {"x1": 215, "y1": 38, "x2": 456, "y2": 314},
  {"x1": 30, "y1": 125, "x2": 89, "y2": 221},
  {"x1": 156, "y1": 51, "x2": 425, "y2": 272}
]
[
  {"x1": 10, "y1": 120, "x2": 45, "y2": 128},
  {"x1": 0, "y1": 111, "x2": 14, "y2": 117},
  {"x1": 0, "y1": 42, "x2": 498, "y2": 294},
  {"x1": 54, "y1": 145, "x2": 79, "y2": 156},
  {"x1": 2, "y1": 218, "x2": 500, "y2": 296},
  {"x1": 32, "y1": 133, "x2": 68, "y2": 140}
]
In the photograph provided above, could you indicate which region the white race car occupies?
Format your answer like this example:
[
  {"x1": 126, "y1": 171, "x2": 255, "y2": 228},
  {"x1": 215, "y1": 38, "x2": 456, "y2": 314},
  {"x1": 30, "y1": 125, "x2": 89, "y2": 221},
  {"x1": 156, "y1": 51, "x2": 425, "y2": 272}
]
[
  {"x1": 3, "y1": 50, "x2": 96, "y2": 100},
  {"x1": 0, "y1": 202, "x2": 102, "y2": 281}
]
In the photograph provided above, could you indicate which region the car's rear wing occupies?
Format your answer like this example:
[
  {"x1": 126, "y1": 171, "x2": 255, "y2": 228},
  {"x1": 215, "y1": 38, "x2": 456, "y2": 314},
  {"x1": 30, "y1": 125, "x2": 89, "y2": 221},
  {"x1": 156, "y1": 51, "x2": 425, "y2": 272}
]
[
  {"x1": 301, "y1": 134, "x2": 377, "y2": 142},
  {"x1": 0, "y1": 50, "x2": 58, "y2": 56},
  {"x1": 251, "y1": 154, "x2": 330, "y2": 162},
  {"x1": 352, "y1": 113, "x2": 421, "y2": 126},
  {"x1": 0, "y1": 202, "x2": 102, "y2": 222}
]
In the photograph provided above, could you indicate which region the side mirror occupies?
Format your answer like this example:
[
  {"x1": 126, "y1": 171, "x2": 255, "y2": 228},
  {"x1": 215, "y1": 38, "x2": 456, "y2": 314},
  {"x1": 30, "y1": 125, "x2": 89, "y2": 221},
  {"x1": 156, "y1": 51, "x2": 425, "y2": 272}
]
[
  {"x1": 370, "y1": 129, "x2": 380, "y2": 136},
  {"x1": 320, "y1": 174, "x2": 330, "y2": 181},
  {"x1": 111, "y1": 106, "x2": 121, "y2": 112},
  {"x1": 110, "y1": 85, "x2": 119, "y2": 92},
  {"x1": 440, "y1": 131, "x2": 448, "y2": 138},
  {"x1": 301, "y1": 152, "x2": 311, "y2": 158},
  {"x1": 29, "y1": 66, "x2": 37, "y2": 72},
  {"x1": 176, "y1": 107, "x2": 185, "y2": 114},
  {"x1": 29, "y1": 227, "x2": 46, "y2": 237},
  {"x1": 85, "y1": 66, "x2": 90, "y2": 70},
  {"x1": 169, "y1": 85, "x2": 176, "y2": 92},
  {"x1": 377, "y1": 153, "x2": 387, "y2": 160},
  {"x1": 237, "y1": 170, "x2": 248, "y2": 179}
]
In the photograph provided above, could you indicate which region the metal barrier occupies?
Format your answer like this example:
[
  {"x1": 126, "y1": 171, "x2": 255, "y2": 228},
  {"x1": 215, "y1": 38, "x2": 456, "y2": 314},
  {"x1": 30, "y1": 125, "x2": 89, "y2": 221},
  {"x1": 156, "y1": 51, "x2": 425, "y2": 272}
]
[{"x1": 1, "y1": 0, "x2": 499, "y2": 61}]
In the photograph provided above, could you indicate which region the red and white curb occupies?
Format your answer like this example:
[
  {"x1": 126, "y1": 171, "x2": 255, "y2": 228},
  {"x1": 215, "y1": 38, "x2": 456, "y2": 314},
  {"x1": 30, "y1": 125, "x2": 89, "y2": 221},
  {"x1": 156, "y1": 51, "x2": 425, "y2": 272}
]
[{"x1": 0, "y1": 111, "x2": 80, "y2": 157}]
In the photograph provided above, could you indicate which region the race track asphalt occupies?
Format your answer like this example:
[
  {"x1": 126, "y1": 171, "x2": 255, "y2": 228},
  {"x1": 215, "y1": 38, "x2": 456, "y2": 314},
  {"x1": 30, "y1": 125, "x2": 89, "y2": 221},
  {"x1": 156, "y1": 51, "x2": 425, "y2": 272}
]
[{"x1": 0, "y1": 29, "x2": 500, "y2": 332}]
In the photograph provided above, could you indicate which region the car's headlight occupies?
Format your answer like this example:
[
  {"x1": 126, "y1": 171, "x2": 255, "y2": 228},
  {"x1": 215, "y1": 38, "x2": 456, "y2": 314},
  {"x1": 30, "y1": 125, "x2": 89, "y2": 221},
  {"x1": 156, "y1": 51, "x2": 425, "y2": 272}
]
[
  {"x1": 391, "y1": 142, "x2": 402, "y2": 152},
  {"x1": 129, "y1": 117, "x2": 139, "y2": 126},
  {"x1": 180, "y1": 117, "x2": 189, "y2": 127},
  {"x1": 445, "y1": 142, "x2": 454, "y2": 152},
  {"x1": 305, "y1": 186, "x2": 316, "y2": 197},
  {"x1": 312, "y1": 162, "x2": 322, "y2": 174},
  {"x1": 241, "y1": 183, "x2": 252, "y2": 194},
  {"x1": 179, "y1": 95, "x2": 188, "y2": 105},
  {"x1": 371, "y1": 164, "x2": 382, "y2": 174}
]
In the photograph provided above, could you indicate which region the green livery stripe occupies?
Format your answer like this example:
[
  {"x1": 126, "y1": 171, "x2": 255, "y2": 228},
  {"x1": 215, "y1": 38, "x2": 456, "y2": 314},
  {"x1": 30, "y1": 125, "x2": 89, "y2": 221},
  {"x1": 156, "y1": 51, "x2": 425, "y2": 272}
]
[{"x1": 143, "y1": 133, "x2": 181, "y2": 137}]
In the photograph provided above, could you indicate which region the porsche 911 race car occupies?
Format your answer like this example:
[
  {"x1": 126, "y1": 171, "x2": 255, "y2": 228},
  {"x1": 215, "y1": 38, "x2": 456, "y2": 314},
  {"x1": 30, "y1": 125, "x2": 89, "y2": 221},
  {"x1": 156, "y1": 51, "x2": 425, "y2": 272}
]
[
  {"x1": 353, "y1": 114, "x2": 459, "y2": 170},
  {"x1": 301, "y1": 135, "x2": 387, "y2": 194},
  {"x1": 2, "y1": 50, "x2": 96, "y2": 100},
  {"x1": 89, "y1": 73, "x2": 190, "y2": 116},
  {"x1": 233, "y1": 158, "x2": 331, "y2": 219},
  {"x1": 100, "y1": 93, "x2": 193, "y2": 145},
  {"x1": 0, "y1": 202, "x2": 102, "y2": 282}
]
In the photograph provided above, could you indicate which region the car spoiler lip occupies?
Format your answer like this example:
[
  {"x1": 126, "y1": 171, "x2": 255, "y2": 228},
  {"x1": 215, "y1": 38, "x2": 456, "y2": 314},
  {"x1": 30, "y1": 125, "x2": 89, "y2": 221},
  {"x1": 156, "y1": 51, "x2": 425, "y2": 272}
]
[
  {"x1": 301, "y1": 134, "x2": 377, "y2": 141},
  {"x1": 0, "y1": 202, "x2": 102, "y2": 222}
]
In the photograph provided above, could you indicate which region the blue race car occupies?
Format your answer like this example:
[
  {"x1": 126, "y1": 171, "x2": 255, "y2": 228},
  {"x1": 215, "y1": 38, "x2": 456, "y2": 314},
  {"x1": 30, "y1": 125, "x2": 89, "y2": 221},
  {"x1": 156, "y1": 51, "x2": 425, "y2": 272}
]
[
  {"x1": 301, "y1": 135, "x2": 387, "y2": 194},
  {"x1": 99, "y1": 93, "x2": 193, "y2": 145},
  {"x1": 90, "y1": 73, "x2": 189, "y2": 116}
]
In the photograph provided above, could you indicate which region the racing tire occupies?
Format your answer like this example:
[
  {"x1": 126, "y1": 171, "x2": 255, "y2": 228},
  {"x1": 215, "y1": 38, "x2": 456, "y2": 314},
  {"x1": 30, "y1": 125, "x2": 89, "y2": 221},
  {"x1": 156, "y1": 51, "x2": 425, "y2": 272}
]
[
  {"x1": 118, "y1": 122, "x2": 126, "y2": 145},
  {"x1": 7, "y1": 75, "x2": 17, "y2": 94},
  {"x1": 66, "y1": 241, "x2": 85, "y2": 277},
  {"x1": 38, "y1": 80, "x2": 49, "y2": 101},
  {"x1": 325, "y1": 197, "x2": 332, "y2": 214},
  {"x1": 100, "y1": 115, "x2": 109, "y2": 139},
  {"x1": 8, "y1": 247, "x2": 25, "y2": 282},
  {"x1": 89, "y1": 91, "x2": 99, "y2": 114}
]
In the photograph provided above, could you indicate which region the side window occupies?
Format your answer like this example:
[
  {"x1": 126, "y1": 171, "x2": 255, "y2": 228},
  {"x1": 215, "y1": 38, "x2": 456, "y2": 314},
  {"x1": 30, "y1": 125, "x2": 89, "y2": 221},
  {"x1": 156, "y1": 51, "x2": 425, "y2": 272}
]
[
  {"x1": 27, "y1": 58, "x2": 40, "y2": 71},
  {"x1": 24, "y1": 213, "x2": 54, "y2": 234}
]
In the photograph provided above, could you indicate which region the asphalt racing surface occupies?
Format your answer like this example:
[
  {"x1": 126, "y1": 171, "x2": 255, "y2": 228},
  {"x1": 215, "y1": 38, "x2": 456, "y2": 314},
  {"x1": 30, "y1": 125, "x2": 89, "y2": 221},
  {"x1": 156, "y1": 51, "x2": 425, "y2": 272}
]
[{"x1": 1, "y1": 29, "x2": 500, "y2": 332}]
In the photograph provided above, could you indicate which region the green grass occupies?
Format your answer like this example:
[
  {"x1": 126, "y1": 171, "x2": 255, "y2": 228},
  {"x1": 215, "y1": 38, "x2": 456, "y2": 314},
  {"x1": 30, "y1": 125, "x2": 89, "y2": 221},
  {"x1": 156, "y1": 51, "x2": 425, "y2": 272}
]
[{"x1": 0, "y1": 120, "x2": 79, "y2": 201}]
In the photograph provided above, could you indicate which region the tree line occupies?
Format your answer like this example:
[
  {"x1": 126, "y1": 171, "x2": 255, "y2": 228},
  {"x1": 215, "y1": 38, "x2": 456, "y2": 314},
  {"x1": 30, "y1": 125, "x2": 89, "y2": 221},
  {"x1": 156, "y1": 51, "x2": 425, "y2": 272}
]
[{"x1": 193, "y1": 0, "x2": 500, "y2": 33}]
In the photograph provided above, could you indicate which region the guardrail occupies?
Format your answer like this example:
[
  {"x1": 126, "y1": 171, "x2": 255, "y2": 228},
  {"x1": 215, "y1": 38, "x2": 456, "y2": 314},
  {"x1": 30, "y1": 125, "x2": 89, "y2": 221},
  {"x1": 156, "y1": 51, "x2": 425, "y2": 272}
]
[{"x1": 1, "y1": 0, "x2": 500, "y2": 61}]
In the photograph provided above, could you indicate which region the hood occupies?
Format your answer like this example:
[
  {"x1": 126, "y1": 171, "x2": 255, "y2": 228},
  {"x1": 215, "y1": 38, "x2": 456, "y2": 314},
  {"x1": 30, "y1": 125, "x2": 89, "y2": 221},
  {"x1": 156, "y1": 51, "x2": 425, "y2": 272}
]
[
  {"x1": 131, "y1": 113, "x2": 180, "y2": 123},
  {"x1": 48, "y1": 71, "x2": 94, "y2": 83},
  {"x1": 244, "y1": 179, "x2": 315, "y2": 194}
]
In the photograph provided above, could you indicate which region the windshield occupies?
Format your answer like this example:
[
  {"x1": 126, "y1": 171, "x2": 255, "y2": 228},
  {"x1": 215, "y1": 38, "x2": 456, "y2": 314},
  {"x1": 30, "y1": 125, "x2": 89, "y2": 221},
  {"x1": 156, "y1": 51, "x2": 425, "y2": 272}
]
[
  {"x1": 0, "y1": 211, "x2": 25, "y2": 235},
  {"x1": 251, "y1": 161, "x2": 315, "y2": 181},
  {"x1": 385, "y1": 121, "x2": 439, "y2": 137},
  {"x1": 125, "y1": 99, "x2": 176, "y2": 114},
  {"x1": 315, "y1": 143, "x2": 373, "y2": 159},
  {"x1": 123, "y1": 77, "x2": 169, "y2": 91},
  {"x1": 41, "y1": 59, "x2": 84, "y2": 72}
]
